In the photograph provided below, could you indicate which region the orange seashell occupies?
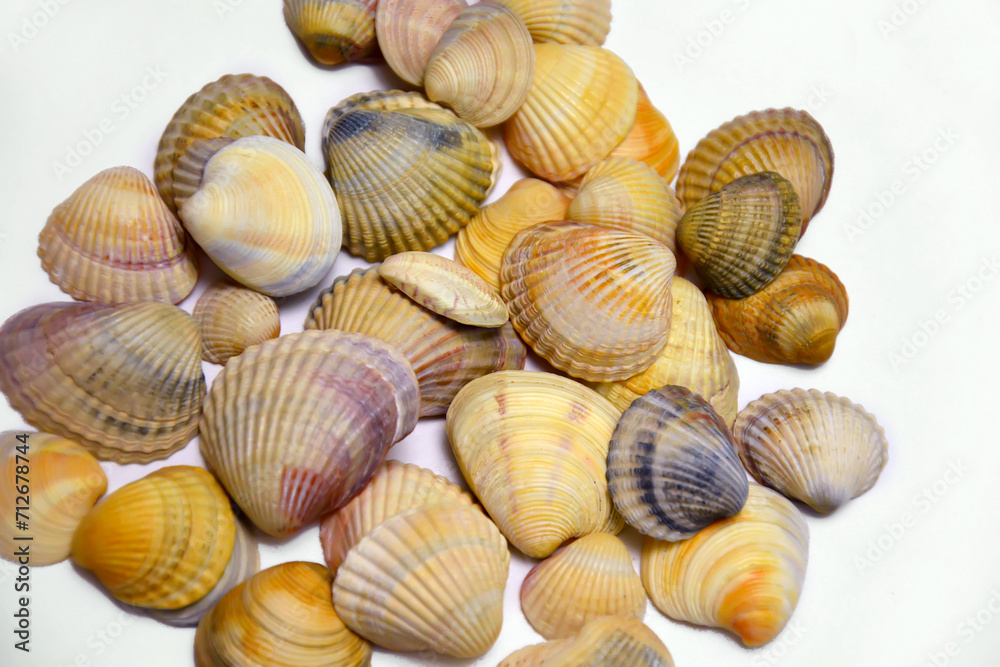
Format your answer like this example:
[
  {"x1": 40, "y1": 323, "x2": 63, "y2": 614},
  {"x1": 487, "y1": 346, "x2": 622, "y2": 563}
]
[{"x1": 610, "y1": 84, "x2": 680, "y2": 183}]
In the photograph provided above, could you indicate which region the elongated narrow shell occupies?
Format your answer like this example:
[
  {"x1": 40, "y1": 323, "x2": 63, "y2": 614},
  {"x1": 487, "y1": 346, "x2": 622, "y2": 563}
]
[
  {"x1": 193, "y1": 283, "x2": 281, "y2": 365},
  {"x1": 376, "y1": 0, "x2": 468, "y2": 86},
  {"x1": 677, "y1": 108, "x2": 834, "y2": 235},
  {"x1": 200, "y1": 331, "x2": 420, "y2": 537},
  {"x1": 501, "y1": 222, "x2": 674, "y2": 382},
  {"x1": 447, "y1": 371, "x2": 624, "y2": 558},
  {"x1": 521, "y1": 533, "x2": 645, "y2": 639},
  {"x1": 0, "y1": 432, "x2": 105, "y2": 566},
  {"x1": 495, "y1": 0, "x2": 612, "y2": 46},
  {"x1": 707, "y1": 255, "x2": 849, "y2": 365},
  {"x1": 641, "y1": 482, "x2": 809, "y2": 647},
  {"x1": 677, "y1": 171, "x2": 801, "y2": 298},
  {"x1": 733, "y1": 389, "x2": 888, "y2": 513},
  {"x1": 609, "y1": 84, "x2": 680, "y2": 183},
  {"x1": 498, "y1": 617, "x2": 675, "y2": 667},
  {"x1": 0, "y1": 302, "x2": 205, "y2": 463},
  {"x1": 503, "y1": 44, "x2": 638, "y2": 181},
  {"x1": 283, "y1": 0, "x2": 378, "y2": 65},
  {"x1": 195, "y1": 561, "x2": 371, "y2": 667},
  {"x1": 333, "y1": 503, "x2": 510, "y2": 658},
  {"x1": 305, "y1": 267, "x2": 525, "y2": 416},
  {"x1": 71, "y1": 466, "x2": 235, "y2": 610}
]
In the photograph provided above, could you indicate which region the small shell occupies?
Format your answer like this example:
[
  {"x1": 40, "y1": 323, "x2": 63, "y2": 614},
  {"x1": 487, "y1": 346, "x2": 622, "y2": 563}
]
[
  {"x1": 520, "y1": 533, "x2": 645, "y2": 639},
  {"x1": 376, "y1": 0, "x2": 468, "y2": 86},
  {"x1": 498, "y1": 617, "x2": 675, "y2": 667},
  {"x1": 283, "y1": 0, "x2": 378, "y2": 65},
  {"x1": 494, "y1": 0, "x2": 612, "y2": 46},
  {"x1": 200, "y1": 331, "x2": 420, "y2": 537},
  {"x1": 193, "y1": 283, "x2": 281, "y2": 365},
  {"x1": 446, "y1": 371, "x2": 624, "y2": 558},
  {"x1": 501, "y1": 222, "x2": 674, "y2": 382},
  {"x1": 641, "y1": 482, "x2": 809, "y2": 647},
  {"x1": 609, "y1": 84, "x2": 680, "y2": 183},
  {"x1": 333, "y1": 503, "x2": 510, "y2": 658},
  {"x1": 707, "y1": 255, "x2": 849, "y2": 365},
  {"x1": 378, "y1": 251, "x2": 509, "y2": 326},
  {"x1": 677, "y1": 171, "x2": 802, "y2": 298},
  {"x1": 0, "y1": 432, "x2": 106, "y2": 566},
  {"x1": 38, "y1": 166, "x2": 198, "y2": 305},
  {"x1": 607, "y1": 385, "x2": 749, "y2": 541},
  {"x1": 733, "y1": 388, "x2": 888, "y2": 513},
  {"x1": 195, "y1": 561, "x2": 371, "y2": 667}
]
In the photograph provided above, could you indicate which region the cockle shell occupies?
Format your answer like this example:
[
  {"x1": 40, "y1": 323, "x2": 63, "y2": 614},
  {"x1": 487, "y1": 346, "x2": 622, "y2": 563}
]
[
  {"x1": 520, "y1": 533, "x2": 646, "y2": 639},
  {"x1": 195, "y1": 561, "x2": 371, "y2": 667},
  {"x1": 71, "y1": 466, "x2": 235, "y2": 610},
  {"x1": 192, "y1": 282, "x2": 281, "y2": 365},
  {"x1": 607, "y1": 385, "x2": 749, "y2": 541},
  {"x1": 333, "y1": 503, "x2": 510, "y2": 658},
  {"x1": 38, "y1": 166, "x2": 197, "y2": 305},
  {"x1": 0, "y1": 432, "x2": 106, "y2": 566},
  {"x1": 677, "y1": 108, "x2": 834, "y2": 235},
  {"x1": 503, "y1": 44, "x2": 639, "y2": 182},
  {"x1": 304, "y1": 266, "x2": 525, "y2": 416},
  {"x1": 494, "y1": 0, "x2": 612, "y2": 46},
  {"x1": 677, "y1": 171, "x2": 802, "y2": 298},
  {"x1": 641, "y1": 482, "x2": 809, "y2": 647},
  {"x1": 446, "y1": 371, "x2": 624, "y2": 558},
  {"x1": 200, "y1": 331, "x2": 420, "y2": 537},
  {"x1": 0, "y1": 302, "x2": 205, "y2": 463},
  {"x1": 594, "y1": 277, "x2": 740, "y2": 426},
  {"x1": 609, "y1": 84, "x2": 680, "y2": 183},
  {"x1": 498, "y1": 617, "x2": 675, "y2": 667},
  {"x1": 501, "y1": 221, "x2": 675, "y2": 382},
  {"x1": 733, "y1": 388, "x2": 888, "y2": 513},
  {"x1": 376, "y1": 0, "x2": 468, "y2": 86},
  {"x1": 707, "y1": 255, "x2": 849, "y2": 365},
  {"x1": 283, "y1": 0, "x2": 378, "y2": 66}
]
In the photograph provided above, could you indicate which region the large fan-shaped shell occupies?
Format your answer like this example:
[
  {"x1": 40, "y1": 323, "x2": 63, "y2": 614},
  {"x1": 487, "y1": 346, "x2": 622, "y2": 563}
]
[
  {"x1": 609, "y1": 84, "x2": 680, "y2": 183},
  {"x1": 193, "y1": 283, "x2": 281, "y2": 365},
  {"x1": 498, "y1": 617, "x2": 675, "y2": 667},
  {"x1": 376, "y1": 0, "x2": 468, "y2": 86},
  {"x1": 283, "y1": 0, "x2": 378, "y2": 65},
  {"x1": 494, "y1": 0, "x2": 611, "y2": 46}
]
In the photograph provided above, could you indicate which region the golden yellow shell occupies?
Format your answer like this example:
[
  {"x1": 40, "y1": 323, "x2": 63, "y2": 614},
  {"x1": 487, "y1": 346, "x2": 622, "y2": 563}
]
[
  {"x1": 193, "y1": 283, "x2": 281, "y2": 365},
  {"x1": 376, "y1": 0, "x2": 468, "y2": 86},
  {"x1": 610, "y1": 84, "x2": 680, "y2": 183},
  {"x1": 283, "y1": 0, "x2": 378, "y2": 65},
  {"x1": 498, "y1": 617, "x2": 675, "y2": 667},
  {"x1": 494, "y1": 0, "x2": 611, "y2": 46}
]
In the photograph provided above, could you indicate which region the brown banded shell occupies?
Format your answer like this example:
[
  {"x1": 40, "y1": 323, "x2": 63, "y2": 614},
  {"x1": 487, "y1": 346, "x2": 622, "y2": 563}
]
[
  {"x1": 376, "y1": 0, "x2": 468, "y2": 86},
  {"x1": 193, "y1": 283, "x2": 281, "y2": 365},
  {"x1": 609, "y1": 84, "x2": 680, "y2": 183},
  {"x1": 283, "y1": 0, "x2": 378, "y2": 66},
  {"x1": 494, "y1": 0, "x2": 612, "y2": 46},
  {"x1": 498, "y1": 617, "x2": 675, "y2": 667}
]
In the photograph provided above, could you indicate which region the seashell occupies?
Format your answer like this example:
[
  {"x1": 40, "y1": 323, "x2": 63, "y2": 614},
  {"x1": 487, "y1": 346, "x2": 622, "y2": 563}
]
[
  {"x1": 195, "y1": 561, "x2": 371, "y2": 667},
  {"x1": 520, "y1": 533, "x2": 645, "y2": 639},
  {"x1": 609, "y1": 84, "x2": 680, "y2": 183},
  {"x1": 38, "y1": 166, "x2": 198, "y2": 305},
  {"x1": 71, "y1": 466, "x2": 235, "y2": 610},
  {"x1": 305, "y1": 266, "x2": 525, "y2": 416},
  {"x1": 192, "y1": 282, "x2": 281, "y2": 365},
  {"x1": 641, "y1": 482, "x2": 809, "y2": 647},
  {"x1": 0, "y1": 432, "x2": 106, "y2": 567},
  {"x1": 320, "y1": 459, "x2": 475, "y2": 572},
  {"x1": 494, "y1": 0, "x2": 612, "y2": 46},
  {"x1": 677, "y1": 171, "x2": 802, "y2": 298},
  {"x1": 733, "y1": 388, "x2": 888, "y2": 513},
  {"x1": 607, "y1": 385, "x2": 749, "y2": 541},
  {"x1": 503, "y1": 44, "x2": 639, "y2": 181},
  {"x1": 177, "y1": 136, "x2": 341, "y2": 297},
  {"x1": 376, "y1": 0, "x2": 468, "y2": 86},
  {"x1": 424, "y1": 2, "x2": 535, "y2": 127},
  {"x1": 498, "y1": 617, "x2": 675, "y2": 667},
  {"x1": 446, "y1": 371, "x2": 624, "y2": 558},
  {"x1": 154, "y1": 73, "x2": 306, "y2": 213},
  {"x1": 0, "y1": 302, "x2": 204, "y2": 463},
  {"x1": 200, "y1": 331, "x2": 420, "y2": 537},
  {"x1": 333, "y1": 503, "x2": 509, "y2": 658},
  {"x1": 707, "y1": 255, "x2": 849, "y2": 366},
  {"x1": 378, "y1": 251, "x2": 509, "y2": 326},
  {"x1": 323, "y1": 96, "x2": 496, "y2": 261},
  {"x1": 331, "y1": 88, "x2": 444, "y2": 114},
  {"x1": 501, "y1": 221, "x2": 674, "y2": 382},
  {"x1": 455, "y1": 178, "x2": 571, "y2": 291},
  {"x1": 677, "y1": 108, "x2": 834, "y2": 235},
  {"x1": 283, "y1": 0, "x2": 378, "y2": 66}
]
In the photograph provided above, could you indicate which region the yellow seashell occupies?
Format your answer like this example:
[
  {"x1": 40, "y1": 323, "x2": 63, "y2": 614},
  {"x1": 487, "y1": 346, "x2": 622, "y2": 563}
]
[
  {"x1": 498, "y1": 616, "x2": 675, "y2": 666},
  {"x1": 494, "y1": 0, "x2": 611, "y2": 46},
  {"x1": 376, "y1": 0, "x2": 468, "y2": 86},
  {"x1": 609, "y1": 83, "x2": 680, "y2": 183},
  {"x1": 283, "y1": 0, "x2": 378, "y2": 65},
  {"x1": 193, "y1": 282, "x2": 281, "y2": 365}
]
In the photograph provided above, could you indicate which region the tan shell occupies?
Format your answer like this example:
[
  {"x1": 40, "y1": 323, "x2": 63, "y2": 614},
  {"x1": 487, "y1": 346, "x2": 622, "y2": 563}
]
[
  {"x1": 376, "y1": 0, "x2": 468, "y2": 86},
  {"x1": 494, "y1": 0, "x2": 612, "y2": 46},
  {"x1": 498, "y1": 617, "x2": 675, "y2": 667},
  {"x1": 193, "y1": 283, "x2": 281, "y2": 365},
  {"x1": 283, "y1": 0, "x2": 378, "y2": 65},
  {"x1": 610, "y1": 84, "x2": 680, "y2": 183}
]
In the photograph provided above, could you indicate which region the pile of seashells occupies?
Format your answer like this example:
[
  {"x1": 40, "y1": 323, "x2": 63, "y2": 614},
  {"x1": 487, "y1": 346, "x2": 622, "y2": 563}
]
[{"x1": 0, "y1": 0, "x2": 890, "y2": 665}]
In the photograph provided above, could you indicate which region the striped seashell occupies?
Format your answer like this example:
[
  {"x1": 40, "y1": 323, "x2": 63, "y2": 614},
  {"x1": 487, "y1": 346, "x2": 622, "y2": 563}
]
[
  {"x1": 609, "y1": 83, "x2": 680, "y2": 183},
  {"x1": 193, "y1": 283, "x2": 281, "y2": 365},
  {"x1": 494, "y1": 0, "x2": 612, "y2": 46},
  {"x1": 283, "y1": 0, "x2": 379, "y2": 65},
  {"x1": 498, "y1": 617, "x2": 675, "y2": 666},
  {"x1": 376, "y1": 0, "x2": 468, "y2": 86}
]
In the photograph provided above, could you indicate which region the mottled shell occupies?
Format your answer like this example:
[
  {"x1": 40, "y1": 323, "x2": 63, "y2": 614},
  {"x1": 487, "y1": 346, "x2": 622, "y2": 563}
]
[
  {"x1": 677, "y1": 108, "x2": 834, "y2": 235},
  {"x1": 677, "y1": 171, "x2": 801, "y2": 299},
  {"x1": 283, "y1": 0, "x2": 378, "y2": 65},
  {"x1": 733, "y1": 388, "x2": 888, "y2": 513},
  {"x1": 501, "y1": 222, "x2": 674, "y2": 382},
  {"x1": 376, "y1": 0, "x2": 468, "y2": 86},
  {"x1": 193, "y1": 283, "x2": 281, "y2": 365},
  {"x1": 641, "y1": 482, "x2": 809, "y2": 647},
  {"x1": 446, "y1": 371, "x2": 624, "y2": 558},
  {"x1": 495, "y1": 0, "x2": 611, "y2": 46},
  {"x1": 333, "y1": 503, "x2": 510, "y2": 658},
  {"x1": 707, "y1": 255, "x2": 849, "y2": 365},
  {"x1": 0, "y1": 302, "x2": 205, "y2": 463},
  {"x1": 610, "y1": 84, "x2": 680, "y2": 183},
  {"x1": 199, "y1": 331, "x2": 420, "y2": 537},
  {"x1": 0, "y1": 432, "x2": 105, "y2": 566},
  {"x1": 71, "y1": 466, "x2": 235, "y2": 610},
  {"x1": 503, "y1": 44, "x2": 638, "y2": 181},
  {"x1": 195, "y1": 561, "x2": 371, "y2": 667},
  {"x1": 521, "y1": 533, "x2": 645, "y2": 639},
  {"x1": 498, "y1": 617, "x2": 675, "y2": 667},
  {"x1": 305, "y1": 266, "x2": 525, "y2": 416}
]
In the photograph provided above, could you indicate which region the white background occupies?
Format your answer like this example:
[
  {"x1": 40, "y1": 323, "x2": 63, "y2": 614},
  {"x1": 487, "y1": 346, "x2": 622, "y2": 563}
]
[{"x1": 1, "y1": 0, "x2": 999, "y2": 665}]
